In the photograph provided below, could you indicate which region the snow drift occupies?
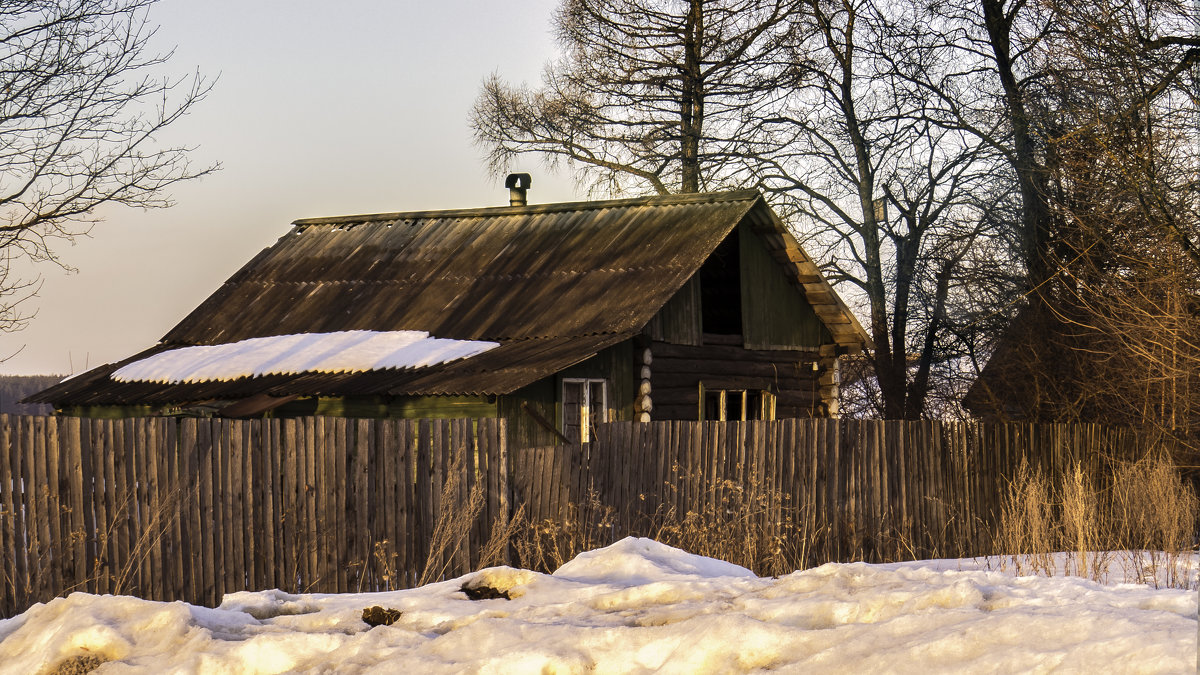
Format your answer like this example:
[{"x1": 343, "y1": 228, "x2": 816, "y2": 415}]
[{"x1": 0, "y1": 538, "x2": 1195, "y2": 673}]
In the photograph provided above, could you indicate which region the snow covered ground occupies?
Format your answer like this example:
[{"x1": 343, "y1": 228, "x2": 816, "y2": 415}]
[{"x1": 0, "y1": 538, "x2": 1195, "y2": 674}]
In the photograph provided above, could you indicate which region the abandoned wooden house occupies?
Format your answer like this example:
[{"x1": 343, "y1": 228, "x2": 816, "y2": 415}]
[{"x1": 30, "y1": 185, "x2": 869, "y2": 447}]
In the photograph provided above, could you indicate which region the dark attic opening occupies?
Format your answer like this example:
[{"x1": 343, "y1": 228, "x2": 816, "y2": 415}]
[{"x1": 699, "y1": 230, "x2": 742, "y2": 339}]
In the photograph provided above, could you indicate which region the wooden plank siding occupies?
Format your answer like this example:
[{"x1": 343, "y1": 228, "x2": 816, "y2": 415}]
[
  {"x1": 648, "y1": 340, "x2": 826, "y2": 420},
  {"x1": 739, "y1": 223, "x2": 830, "y2": 351}
]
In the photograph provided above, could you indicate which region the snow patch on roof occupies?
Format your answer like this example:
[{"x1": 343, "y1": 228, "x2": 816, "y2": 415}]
[{"x1": 111, "y1": 331, "x2": 499, "y2": 384}]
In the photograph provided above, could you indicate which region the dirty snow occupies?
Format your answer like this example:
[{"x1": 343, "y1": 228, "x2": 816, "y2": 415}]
[
  {"x1": 0, "y1": 538, "x2": 1195, "y2": 674},
  {"x1": 111, "y1": 331, "x2": 499, "y2": 384}
]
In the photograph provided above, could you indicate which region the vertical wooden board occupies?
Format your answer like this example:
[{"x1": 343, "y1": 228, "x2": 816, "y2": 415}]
[
  {"x1": 58, "y1": 417, "x2": 83, "y2": 595},
  {"x1": 701, "y1": 421, "x2": 715, "y2": 513},
  {"x1": 372, "y1": 419, "x2": 389, "y2": 588},
  {"x1": 410, "y1": 419, "x2": 427, "y2": 585},
  {"x1": 464, "y1": 420, "x2": 481, "y2": 570},
  {"x1": 684, "y1": 421, "x2": 701, "y2": 514},
  {"x1": 767, "y1": 420, "x2": 781, "y2": 548},
  {"x1": 752, "y1": 421, "x2": 767, "y2": 511},
  {"x1": 310, "y1": 417, "x2": 327, "y2": 591},
  {"x1": 78, "y1": 417, "x2": 96, "y2": 595},
  {"x1": 211, "y1": 419, "x2": 227, "y2": 598},
  {"x1": 889, "y1": 421, "x2": 906, "y2": 558},
  {"x1": 146, "y1": 419, "x2": 163, "y2": 598},
  {"x1": 670, "y1": 421, "x2": 686, "y2": 517},
  {"x1": 88, "y1": 420, "x2": 109, "y2": 596},
  {"x1": 125, "y1": 420, "x2": 146, "y2": 598},
  {"x1": 217, "y1": 419, "x2": 235, "y2": 596},
  {"x1": 708, "y1": 421, "x2": 723, "y2": 510},
  {"x1": 429, "y1": 420, "x2": 444, "y2": 535},
  {"x1": 529, "y1": 446, "x2": 545, "y2": 525},
  {"x1": 277, "y1": 417, "x2": 291, "y2": 591},
  {"x1": 13, "y1": 417, "x2": 31, "y2": 605},
  {"x1": 617, "y1": 423, "x2": 635, "y2": 526},
  {"x1": 195, "y1": 419, "x2": 217, "y2": 601},
  {"x1": 398, "y1": 419, "x2": 414, "y2": 587},
  {"x1": 264, "y1": 419, "x2": 281, "y2": 592},
  {"x1": 127, "y1": 419, "x2": 146, "y2": 596},
  {"x1": 163, "y1": 419, "x2": 185, "y2": 601},
  {"x1": 181, "y1": 420, "x2": 203, "y2": 604},
  {"x1": 26, "y1": 417, "x2": 48, "y2": 600},
  {"x1": 825, "y1": 419, "x2": 842, "y2": 560},
  {"x1": 780, "y1": 420, "x2": 796, "y2": 539},
  {"x1": 325, "y1": 416, "x2": 342, "y2": 591},
  {"x1": 288, "y1": 418, "x2": 303, "y2": 591},
  {"x1": 547, "y1": 443, "x2": 564, "y2": 528},
  {"x1": 495, "y1": 420, "x2": 509, "y2": 565},
  {"x1": 866, "y1": 421, "x2": 881, "y2": 559},
  {"x1": 304, "y1": 417, "x2": 320, "y2": 591},
  {"x1": 351, "y1": 419, "x2": 369, "y2": 591},
  {"x1": 416, "y1": 420, "x2": 433, "y2": 572},
  {"x1": 406, "y1": 420, "x2": 422, "y2": 586},
  {"x1": 109, "y1": 418, "x2": 131, "y2": 595},
  {"x1": 235, "y1": 417, "x2": 252, "y2": 586},
  {"x1": 796, "y1": 419, "x2": 814, "y2": 565},
  {"x1": 362, "y1": 420, "x2": 380, "y2": 590},
  {"x1": 25, "y1": 417, "x2": 48, "y2": 600},
  {"x1": 127, "y1": 417, "x2": 150, "y2": 595},
  {"x1": 240, "y1": 421, "x2": 256, "y2": 592},
  {"x1": 331, "y1": 418, "x2": 348, "y2": 592},
  {"x1": 135, "y1": 419, "x2": 158, "y2": 599},
  {"x1": 0, "y1": 417, "x2": 13, "y2": 611},
  {"x1": 672, "y1": 421, "x2": 686, "y2": 512},
  {"x1": 452, "y1": 419, "x2": 472, "y2": 575},
  {"x1": 478, "y1": 420, "x2": 495, "y2": 551},
  {"x1": 0, "y1": 417, "x2": 19, "y2": 612},
  {"x1": 44, "y1": 418, "x2": 69, "y2": 599}
]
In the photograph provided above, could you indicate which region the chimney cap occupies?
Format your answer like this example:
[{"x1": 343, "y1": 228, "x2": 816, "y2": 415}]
[{"x1": 505, "y1": 173, "x2": 531, "y2": 189}]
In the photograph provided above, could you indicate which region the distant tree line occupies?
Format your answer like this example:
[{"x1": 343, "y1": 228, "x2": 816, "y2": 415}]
[
  {"x1": 0, "y1": 375, "x2": 61, "y2": 415},
  {"x1": 472, "y1": 0, "x2": 1200, "y2": 438}
]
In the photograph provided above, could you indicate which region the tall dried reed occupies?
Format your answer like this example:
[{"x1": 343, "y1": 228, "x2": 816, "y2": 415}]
[{"x1": 995, "y1": 453, "x2": 1198, "y2": 588}]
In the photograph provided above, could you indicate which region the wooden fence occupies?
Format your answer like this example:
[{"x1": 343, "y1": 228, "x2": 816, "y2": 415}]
[
  {"x1": 511, "y1": 420, "x2": 1144, "y2": 569},
  {"x1": 1, "y1": 415, "x2": 1149, "y2": 618},
  {"x1": 0, "y1": 415, "x2": 507, "y2": 618}
]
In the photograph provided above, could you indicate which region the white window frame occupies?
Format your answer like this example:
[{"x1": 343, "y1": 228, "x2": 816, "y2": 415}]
[{"x1": 561, "y1": 378, "x2": 608, "y2": 443}]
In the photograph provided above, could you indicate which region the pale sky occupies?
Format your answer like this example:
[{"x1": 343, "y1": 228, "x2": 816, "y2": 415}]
[{"x1": 0, "y1": 0, "x2": 583, "y2": 375}]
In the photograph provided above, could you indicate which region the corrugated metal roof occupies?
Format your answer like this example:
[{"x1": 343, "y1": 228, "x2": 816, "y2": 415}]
[
  {"x1": 32, "y1": 189, "x2": 869, "y2": 407},
  {"x1": 165, "y1": 193, "x2": 760, "y2": 344}
]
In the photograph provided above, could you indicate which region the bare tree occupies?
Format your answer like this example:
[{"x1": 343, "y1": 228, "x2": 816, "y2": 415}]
[
  {"x1": 0, "y1": 0, "x2": 213, "y2": 331},
  {"x1": 750, "y1": 0, "x2": 1007, "y2": 418},
  {"x1": 919, "y1": 0, "x2": 1199, "y2": 293},
  {"x1": 471, "y1": 0, "x2": 799, "y2": 195},
  {"x1": 958, "y1": 0, "x2": 1200, "y2": 445}
]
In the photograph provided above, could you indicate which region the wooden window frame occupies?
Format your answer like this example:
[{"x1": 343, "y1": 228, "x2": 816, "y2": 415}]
[
  {"x1": 698, "y1": 383, "x2": 776, "y2": 421},
  {"x1": 561, "y1": 378, "x2": 608, "y2": 443}
]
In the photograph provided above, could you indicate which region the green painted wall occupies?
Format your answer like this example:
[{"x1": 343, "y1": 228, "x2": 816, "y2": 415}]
[
  {"x1": 499, "y1": 340, "x2": 636, "y2": 449},
  {"x1": 739, "y1": 224, "x2": 831, "y2": 350},
  {"x1": 280, "y1": 395, "x2": 497, "y2": 419}
]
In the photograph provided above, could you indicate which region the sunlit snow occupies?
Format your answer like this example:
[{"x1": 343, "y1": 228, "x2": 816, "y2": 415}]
[
  {"x1": 0, "y1": 538, "x2": 1195, "y2": 673},
  {"x1": 111, "y1": 331, "x2": 499, "y2": 384}
]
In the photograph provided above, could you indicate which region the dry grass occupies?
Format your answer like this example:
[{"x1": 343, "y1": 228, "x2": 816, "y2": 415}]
[
  {"x1": 508, "y1": 472, "x2": 823, "y2": 578},
  {"x1": 995, "y1": 454, "x2": 1198, "y2": 588}
]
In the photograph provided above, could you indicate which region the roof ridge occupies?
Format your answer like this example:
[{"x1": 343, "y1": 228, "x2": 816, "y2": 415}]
[{"x1": 292, "y1": 189, "x2": 762, "y2": 226}]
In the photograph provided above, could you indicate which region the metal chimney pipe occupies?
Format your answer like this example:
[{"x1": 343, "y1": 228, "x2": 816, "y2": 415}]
[{"x1": 505, "y1": 173, "x2": 532, "y2": 206}]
